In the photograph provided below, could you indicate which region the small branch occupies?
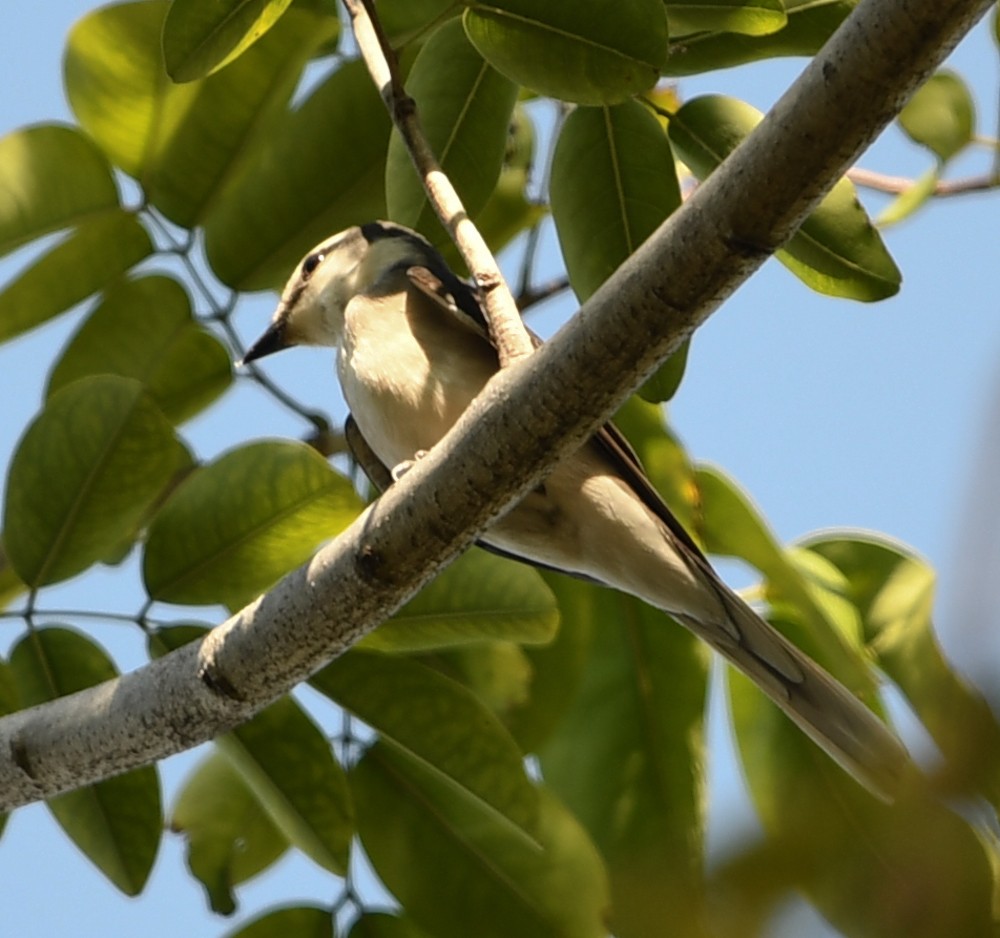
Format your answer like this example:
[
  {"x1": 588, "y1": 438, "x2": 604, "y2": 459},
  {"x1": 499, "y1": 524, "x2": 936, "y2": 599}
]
[
  {"x1": 849, "y1": 165, "x2": 1000, "y2": 195},
  {"x1": 517, "y1": 276, "x2": 571, "y2": 312},
  {"x1": 342, "y1": 0, "x2": 534, "y2": 367}
]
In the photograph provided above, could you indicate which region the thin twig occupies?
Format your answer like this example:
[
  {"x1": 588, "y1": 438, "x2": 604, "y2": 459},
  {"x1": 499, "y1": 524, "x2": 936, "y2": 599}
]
[
  {"x1": 848, "y1": 165, "x2": 1000, "y2": 195},
  {"x1": 517, "y1": 276, "x2": 571, "y2": 312},
  {"x1": 342, "y1": 0, "x2": 534, "y2": 367}
]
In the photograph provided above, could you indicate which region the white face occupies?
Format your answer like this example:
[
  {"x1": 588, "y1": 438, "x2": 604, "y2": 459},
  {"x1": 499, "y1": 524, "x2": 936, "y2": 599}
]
[{"x1": 275, "y1": 227, "x2": 369, "y2": 349}]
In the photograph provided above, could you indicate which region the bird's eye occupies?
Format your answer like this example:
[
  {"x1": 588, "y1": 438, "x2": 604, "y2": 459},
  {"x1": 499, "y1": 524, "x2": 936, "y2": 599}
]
[{"x1": 302, "y1": 252, "x2": 324, "y2": 278}]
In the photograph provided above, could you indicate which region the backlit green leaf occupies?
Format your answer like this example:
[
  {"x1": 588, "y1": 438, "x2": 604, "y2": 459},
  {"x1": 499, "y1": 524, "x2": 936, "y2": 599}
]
[
  {"x1": 143, "y1": 440, "x2": 361, "y2": 607},
  {"x1": 47, "y1": 275, "x2": 231, "y2": 424},
  {"x1": 898, "y1": 70, "x2": 976, "y2": 163},
  {"x1": 463, "y1": 0, "x2": 668, "y2": 105},
  {"x1": 65, "y1": 1, "x2": 336, "y2": 228},
  {"x1": 171, "y1": 751, "x2": 288, "y2": 914},
  {"x1": 386, "y1": 18, "x2": 518, "y2": 246},
  {"x1": 9, "y1": 627, "x2": 161, "y2": 894},
  {"x1": 358, "y1": 550, "x2": 558, "y2": 651},
  {"x1": 353, "y1": 744, "x2": 610, "y2": 938},
  {"x1": 665, "y1": 0, "x2": 856, "y2": 75},
  {"x1": 666, "y1": 0, "x2": 786, "y2": 37},
  {"x1": 0, "y1": 124, "x2": 119, "y2": 256},
  {"x1": 163, "y1": 0, "x2": 297, "y2": 82},
  {"x1": 216, "y1": 696, "x2": 353, "y2": 874},
  {"x1": 4, "y1": 376, "x2": 190, "y2": 587},
  {"x1": 0, "y1": 211, "x2": 151, "y2": 344},
  {"x1": 202, "y1": 59, "x2": 390, "y2": 290},
  {"x1": 669, "y1": 94, "x2": 900, "y2": 300}
]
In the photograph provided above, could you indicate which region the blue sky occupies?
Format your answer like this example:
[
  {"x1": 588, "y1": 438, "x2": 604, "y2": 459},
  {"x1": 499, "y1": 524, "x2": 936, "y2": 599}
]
[{"x1": 1, "y1": 3, "x2": 998, "y2": 936}]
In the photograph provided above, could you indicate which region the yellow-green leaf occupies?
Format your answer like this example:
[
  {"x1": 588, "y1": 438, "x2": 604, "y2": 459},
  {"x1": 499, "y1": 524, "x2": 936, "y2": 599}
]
[
  {"x1": 142, "y1": 440, "x2": 361, "y2": 607},
  {"x1": 163, "y1": 0, "x2": 297, "y2": 82},
  {"x1": 0, "y1": 124, "x2": 119, "y2": 257},
  {"x1": 47, "y1": 275, "x2": 231, "y2": 424},
  {"x1": 898, "y1": 70, "x2": 976, "y2": 163},
  {"x1": 4, "y1": 377, "x2": 190, "y2": 587},
  {"x1": 666, "y1": 0, "x2": 786, "y2": 37}
]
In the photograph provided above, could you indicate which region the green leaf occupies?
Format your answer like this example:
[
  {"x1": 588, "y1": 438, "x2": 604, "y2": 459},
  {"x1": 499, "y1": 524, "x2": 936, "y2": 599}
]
[
  {"x1": 664, "y1": 0, "x2": 856, "y2": 75},
  {"x1": 669, "y1": 94, "x2": 900, "y2": 300},
  {"x1": 463, "y1": 0, "x2": 668, "y2": 105},
  {"x1": 876, "y1": 166, "x2": 940, "y2": 227},
  {"x1": 358, "y1": 550, "x2": 558, "y2": 652},
  {"x1": 348, "y1": 912, "x2": 433, "y2": 938},
  {"x1": 47, "y1": 275, "x2": 232, "y2": 424},
  {"x1": 171, "y1": 751, "x2": 289, "y2": 914},
  {"x1": 203, "y1": 58, "x2": 390, "y2": 290},
  {"x1": 898, "y1": 70, "x2": 976, "y2": 163},
  {"x1": 163, "y1": 0, "x2": 297, "y2": 81},
  {"x1": 216, "y1": 696, "x2": 353, "y2": 874},
  {"x1": 386, "y1": 18, "x2": 518, "y2": 246},
  {"x1": 65, "y1": 1, "x2": 337, "y2": 229},
  {"x1": 0, "y1": 124, "x2": 119, "y2": 257},
  {"x1": 666, "y1": 0, "x2": 786, "y2": 37},
  {"x1": 429, "y1": 640, "x2": 536, "y2": 715},
  {"x1": 805, "y1": 533, "x2": 1000, "y2": 807},
  {"x1": 222, "y1": 905, "x2": 334, "y2": 938},
  {"x1": 3, "y1": 376, "x2": 190, "y2": 587},
  {"x1": 551, "y1": 102, "x2": 681, "y2": 302},
  {"x1": 550, "y1": 101, "x2": 687, "y2": 399},
  {"x1": 730, "y1": 664, "x2": 997, "y2": 937},
  {"x1": 353, "y1": 744, "x2": 610, "y2": 938},
  {"x1": 538, "y1": 573, "x2": 708, "y2": 938},
  {"x1": 376, "y1": 0, "x2": 460, "y2": 44},
  {"x1": 0, "y1": 211, "x2": 151, "y2": 344},
  {"x1": 147, "y1": 623, "x2": 210, "y2": 657},
  {"x1": 143, "y1": 440, "x2": 361, "y2": 608},
  {"x1": 638, "y1": 338, "x2": 690, "y2": 403},
  {"x1": 9, "y1": 627, "x2": 161, "y2": 894},
  {"x1": 312, "y1": 651, "x2": 539, "y2": 831}
]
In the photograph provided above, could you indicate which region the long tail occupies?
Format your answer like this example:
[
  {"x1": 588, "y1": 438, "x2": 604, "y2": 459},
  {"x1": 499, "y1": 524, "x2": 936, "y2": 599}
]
[{"x1": 677, "y1": 585, "x2": 910, "y2": 799}]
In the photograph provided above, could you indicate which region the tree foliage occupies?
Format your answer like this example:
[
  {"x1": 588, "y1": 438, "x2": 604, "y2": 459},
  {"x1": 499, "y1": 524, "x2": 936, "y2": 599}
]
[{"x1": 1, "y1": 1, "x2": 999, "y2": 936}]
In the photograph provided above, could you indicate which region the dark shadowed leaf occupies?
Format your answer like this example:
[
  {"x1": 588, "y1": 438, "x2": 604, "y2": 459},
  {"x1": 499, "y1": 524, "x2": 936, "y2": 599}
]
[
  {"x1": 163, "y1": 0, "x2": 298, "y2": 81},
  {"x1": 353, "y1": 743, "x2": 610, "y2": 938},
  {"x1": 202, "y1": 59, "x2": 390, "y2": 290},
  {"x1": 0, "y1": 211, "x2": 151, "y2": 344},
  {"x1": 0, "y1": 124, "x2": 119, "y2": 256},
  {"x1": 9, "y1": 626, "x2": 161, "y2": 894},
  {"x1": 463, "y1": 0, "x2": 668, "y2": 105},
  {"x1": 222, "y1": 905, "x2": 334, "y2": 938},
  {"x1": 313, "y1": 650, "x2": 539, "y2": 831},
  {"x1": 171, "y1": 750, "x2": 289, "y2": 914},
  {"x1": 47, "y1": 275, "x2": 231, "y2": 424},
  {"x1": 376, "y1": 0, "x2": 459, "y2": 44},
  {"x1": 143, "y1": 440, "x2": 360, "y2": 608},
  {"x1": 3, "y1": 376, "x2": 190, "y2": 587},
  {"x1": 669, "y1": 94, "x2": 900, "y2": 300},
  {"x1": 386, "y1": 18, "x2": 518, "y2": 246},
  {"x1": 217, "y1": 696, "x2": 353, "y2": 874},
  {"x1": 348, "y1": 912, "x2": 433, "y2": 938}
]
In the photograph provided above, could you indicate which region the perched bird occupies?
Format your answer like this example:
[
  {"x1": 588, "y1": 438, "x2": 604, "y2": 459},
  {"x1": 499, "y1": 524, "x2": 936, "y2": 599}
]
[{"x1": 241, "y1": 220, "x2": 909, "y2": 796}]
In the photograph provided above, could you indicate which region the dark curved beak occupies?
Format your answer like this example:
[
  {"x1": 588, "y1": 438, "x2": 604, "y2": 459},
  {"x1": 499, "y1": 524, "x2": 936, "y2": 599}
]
[{"x1": 238, "y1": 320, "x2": 288, "y2": 366}]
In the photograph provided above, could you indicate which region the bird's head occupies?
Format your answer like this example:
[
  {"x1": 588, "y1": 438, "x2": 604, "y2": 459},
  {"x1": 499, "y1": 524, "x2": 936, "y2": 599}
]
[{"x1": 239, "y1": 221, "x2": 438, "y2": 364}]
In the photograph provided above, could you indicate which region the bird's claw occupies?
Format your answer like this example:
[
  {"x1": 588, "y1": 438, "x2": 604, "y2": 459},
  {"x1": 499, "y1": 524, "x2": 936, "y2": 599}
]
[{"x1": 390, "y1": 450, "x2": 429, "y2": 481}]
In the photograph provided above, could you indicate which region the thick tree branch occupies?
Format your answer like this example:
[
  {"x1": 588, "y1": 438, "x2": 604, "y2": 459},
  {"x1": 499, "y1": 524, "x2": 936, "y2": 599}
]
[
  {"x1": 343, "y1": 0, "x2": 533, "y2": 366},
  {"x1": 0, "y1": 0, "x2": 991, "y2": 812}
]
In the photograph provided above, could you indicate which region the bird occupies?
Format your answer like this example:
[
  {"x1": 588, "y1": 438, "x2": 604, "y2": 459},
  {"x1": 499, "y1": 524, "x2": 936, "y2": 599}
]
[{"x1": 240, "y1": 219, "x2": 910, "y2": 797}]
